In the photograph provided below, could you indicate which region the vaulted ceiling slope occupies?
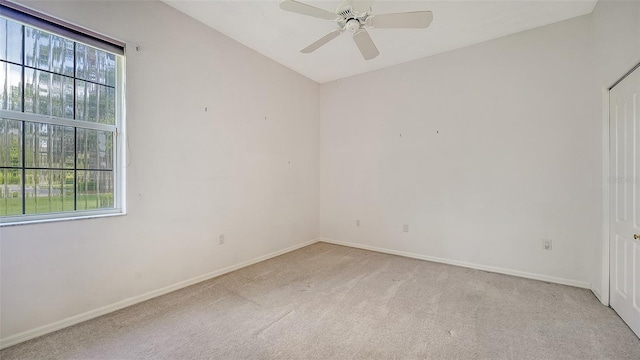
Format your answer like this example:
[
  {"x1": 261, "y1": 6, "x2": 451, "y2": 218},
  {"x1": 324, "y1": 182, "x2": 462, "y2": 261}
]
[{"x1": 164, "y1": 1, "x2": 598, "y2": 83}]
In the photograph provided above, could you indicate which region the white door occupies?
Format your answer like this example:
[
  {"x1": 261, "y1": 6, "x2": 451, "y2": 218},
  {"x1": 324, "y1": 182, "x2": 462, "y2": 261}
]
[{"x1": 610, "y1": 65, "x2": 640, "y2": 337}]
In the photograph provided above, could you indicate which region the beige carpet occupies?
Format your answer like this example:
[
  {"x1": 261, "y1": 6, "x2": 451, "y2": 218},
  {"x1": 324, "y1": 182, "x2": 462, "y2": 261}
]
[{"x1": 1, "y1": 242, "x2": 639, "y2": 359}]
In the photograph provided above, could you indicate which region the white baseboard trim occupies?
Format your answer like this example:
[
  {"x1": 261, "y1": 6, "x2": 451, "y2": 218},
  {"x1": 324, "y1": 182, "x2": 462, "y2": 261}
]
[
  {"x1": 320, "y1": 238, "x2": 591, "y2": 289},
  {"x1": 591, "y1": 285, "x2": 605, "y2": 305},
  {"x1": 0, "y1": 238, "x2": 320, "y2": 350}
]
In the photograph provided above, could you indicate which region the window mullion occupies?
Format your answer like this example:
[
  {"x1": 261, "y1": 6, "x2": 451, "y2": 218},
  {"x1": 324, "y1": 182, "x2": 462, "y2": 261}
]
[{"x1": 0, "y1": 111, "x2": 116, "y2": 132}]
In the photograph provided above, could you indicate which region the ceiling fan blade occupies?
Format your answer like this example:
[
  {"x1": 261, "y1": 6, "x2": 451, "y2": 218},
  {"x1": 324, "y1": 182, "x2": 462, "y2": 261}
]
[
  {"x1": 352, "y1": 29, "x2": 379, "y2": 60},
  {"x1": 368, "y1": 11, "x2": 433, "y2": 29},
  {"x1": 279, "y1": 0, "x2": 337, "y2": 20},
  {"x1": 351, "y1": 0, "x2": 374, "y2": 14},
  {"x1": 301, "y1": 30, "x2": 343, "y2": 53}
]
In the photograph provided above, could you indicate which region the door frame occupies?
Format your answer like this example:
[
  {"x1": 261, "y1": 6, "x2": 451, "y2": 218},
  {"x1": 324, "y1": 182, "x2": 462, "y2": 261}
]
[{"x1": 602, "y1": 62, "x2": 640, "y2": 306}]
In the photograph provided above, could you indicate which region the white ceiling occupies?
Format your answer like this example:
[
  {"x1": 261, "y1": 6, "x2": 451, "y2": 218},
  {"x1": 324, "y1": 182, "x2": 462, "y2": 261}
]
[{"x1": 164, "y1": 0, "x2": 597, "y2": 83}]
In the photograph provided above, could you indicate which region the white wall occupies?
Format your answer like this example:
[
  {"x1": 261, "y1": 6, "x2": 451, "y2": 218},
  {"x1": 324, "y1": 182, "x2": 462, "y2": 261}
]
[
  {"x1": 590, "y1": 0, "x2": 640, "y2": 301},
  {"x1": 319, "y1": 14, "x2": 599, "y2": 287},
  {"x1": 0, "y1": 0, "x2": 320, "y2": 343}
]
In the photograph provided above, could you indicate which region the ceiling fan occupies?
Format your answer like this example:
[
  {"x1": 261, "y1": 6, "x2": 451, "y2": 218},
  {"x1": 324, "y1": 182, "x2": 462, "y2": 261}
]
[{"x1": 279, "y1": 0, "x2": 433, "y2": 60}]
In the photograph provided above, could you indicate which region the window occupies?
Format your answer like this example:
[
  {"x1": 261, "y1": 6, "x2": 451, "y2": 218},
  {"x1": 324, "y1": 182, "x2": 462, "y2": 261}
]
[{"x1": 0, "y1": 4, "x2": 125, "y2": 224}]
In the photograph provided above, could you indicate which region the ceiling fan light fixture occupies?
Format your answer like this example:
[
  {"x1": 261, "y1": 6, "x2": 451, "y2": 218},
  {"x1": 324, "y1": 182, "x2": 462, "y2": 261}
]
[{"x1": 345, "y1": 19, "x2": 361, "y2": 32}]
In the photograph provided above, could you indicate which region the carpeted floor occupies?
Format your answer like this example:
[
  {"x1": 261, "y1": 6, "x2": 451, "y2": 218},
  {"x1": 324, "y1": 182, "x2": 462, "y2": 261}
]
[{"x1": 1, "y1": 242, "x2": 639, "y2": 359}]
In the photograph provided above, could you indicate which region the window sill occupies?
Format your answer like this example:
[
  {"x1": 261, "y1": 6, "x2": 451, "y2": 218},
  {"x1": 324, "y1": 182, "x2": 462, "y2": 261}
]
[{"x1": 0, "y1": 210, "x2": 126, "y2": 227}]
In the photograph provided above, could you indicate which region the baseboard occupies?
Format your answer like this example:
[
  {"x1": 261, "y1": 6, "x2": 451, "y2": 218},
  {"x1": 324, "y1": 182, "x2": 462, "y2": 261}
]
[
  {"x1": 591, "y1": 285, "x2": 606, "y2": 305},
  {"x1": 320, "y1": 238, "x2": 591, "y2": 289},
  {"x1": 0, "y1": 238, "x2": 320, "y2": 350}
]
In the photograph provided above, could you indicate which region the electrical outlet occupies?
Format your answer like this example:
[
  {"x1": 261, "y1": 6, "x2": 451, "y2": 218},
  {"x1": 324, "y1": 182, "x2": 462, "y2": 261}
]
[
  {"x1": 543, "y1": 239, "x2": 552, "y2": 250},
  {"x1": 403, "y1": 224, "x2": 409, "y2": 233},
  {"x1": 218, "y1": 234, "x2": 225, "y2": 245},
  {"x1": 356, "y1": 219, "x2": 360, "y2": 227}
]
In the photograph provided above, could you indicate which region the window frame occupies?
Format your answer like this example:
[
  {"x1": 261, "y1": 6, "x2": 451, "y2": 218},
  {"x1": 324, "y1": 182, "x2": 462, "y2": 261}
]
[{"x1": 0, "y1": 4, "x2": 126, "y2": 226}]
